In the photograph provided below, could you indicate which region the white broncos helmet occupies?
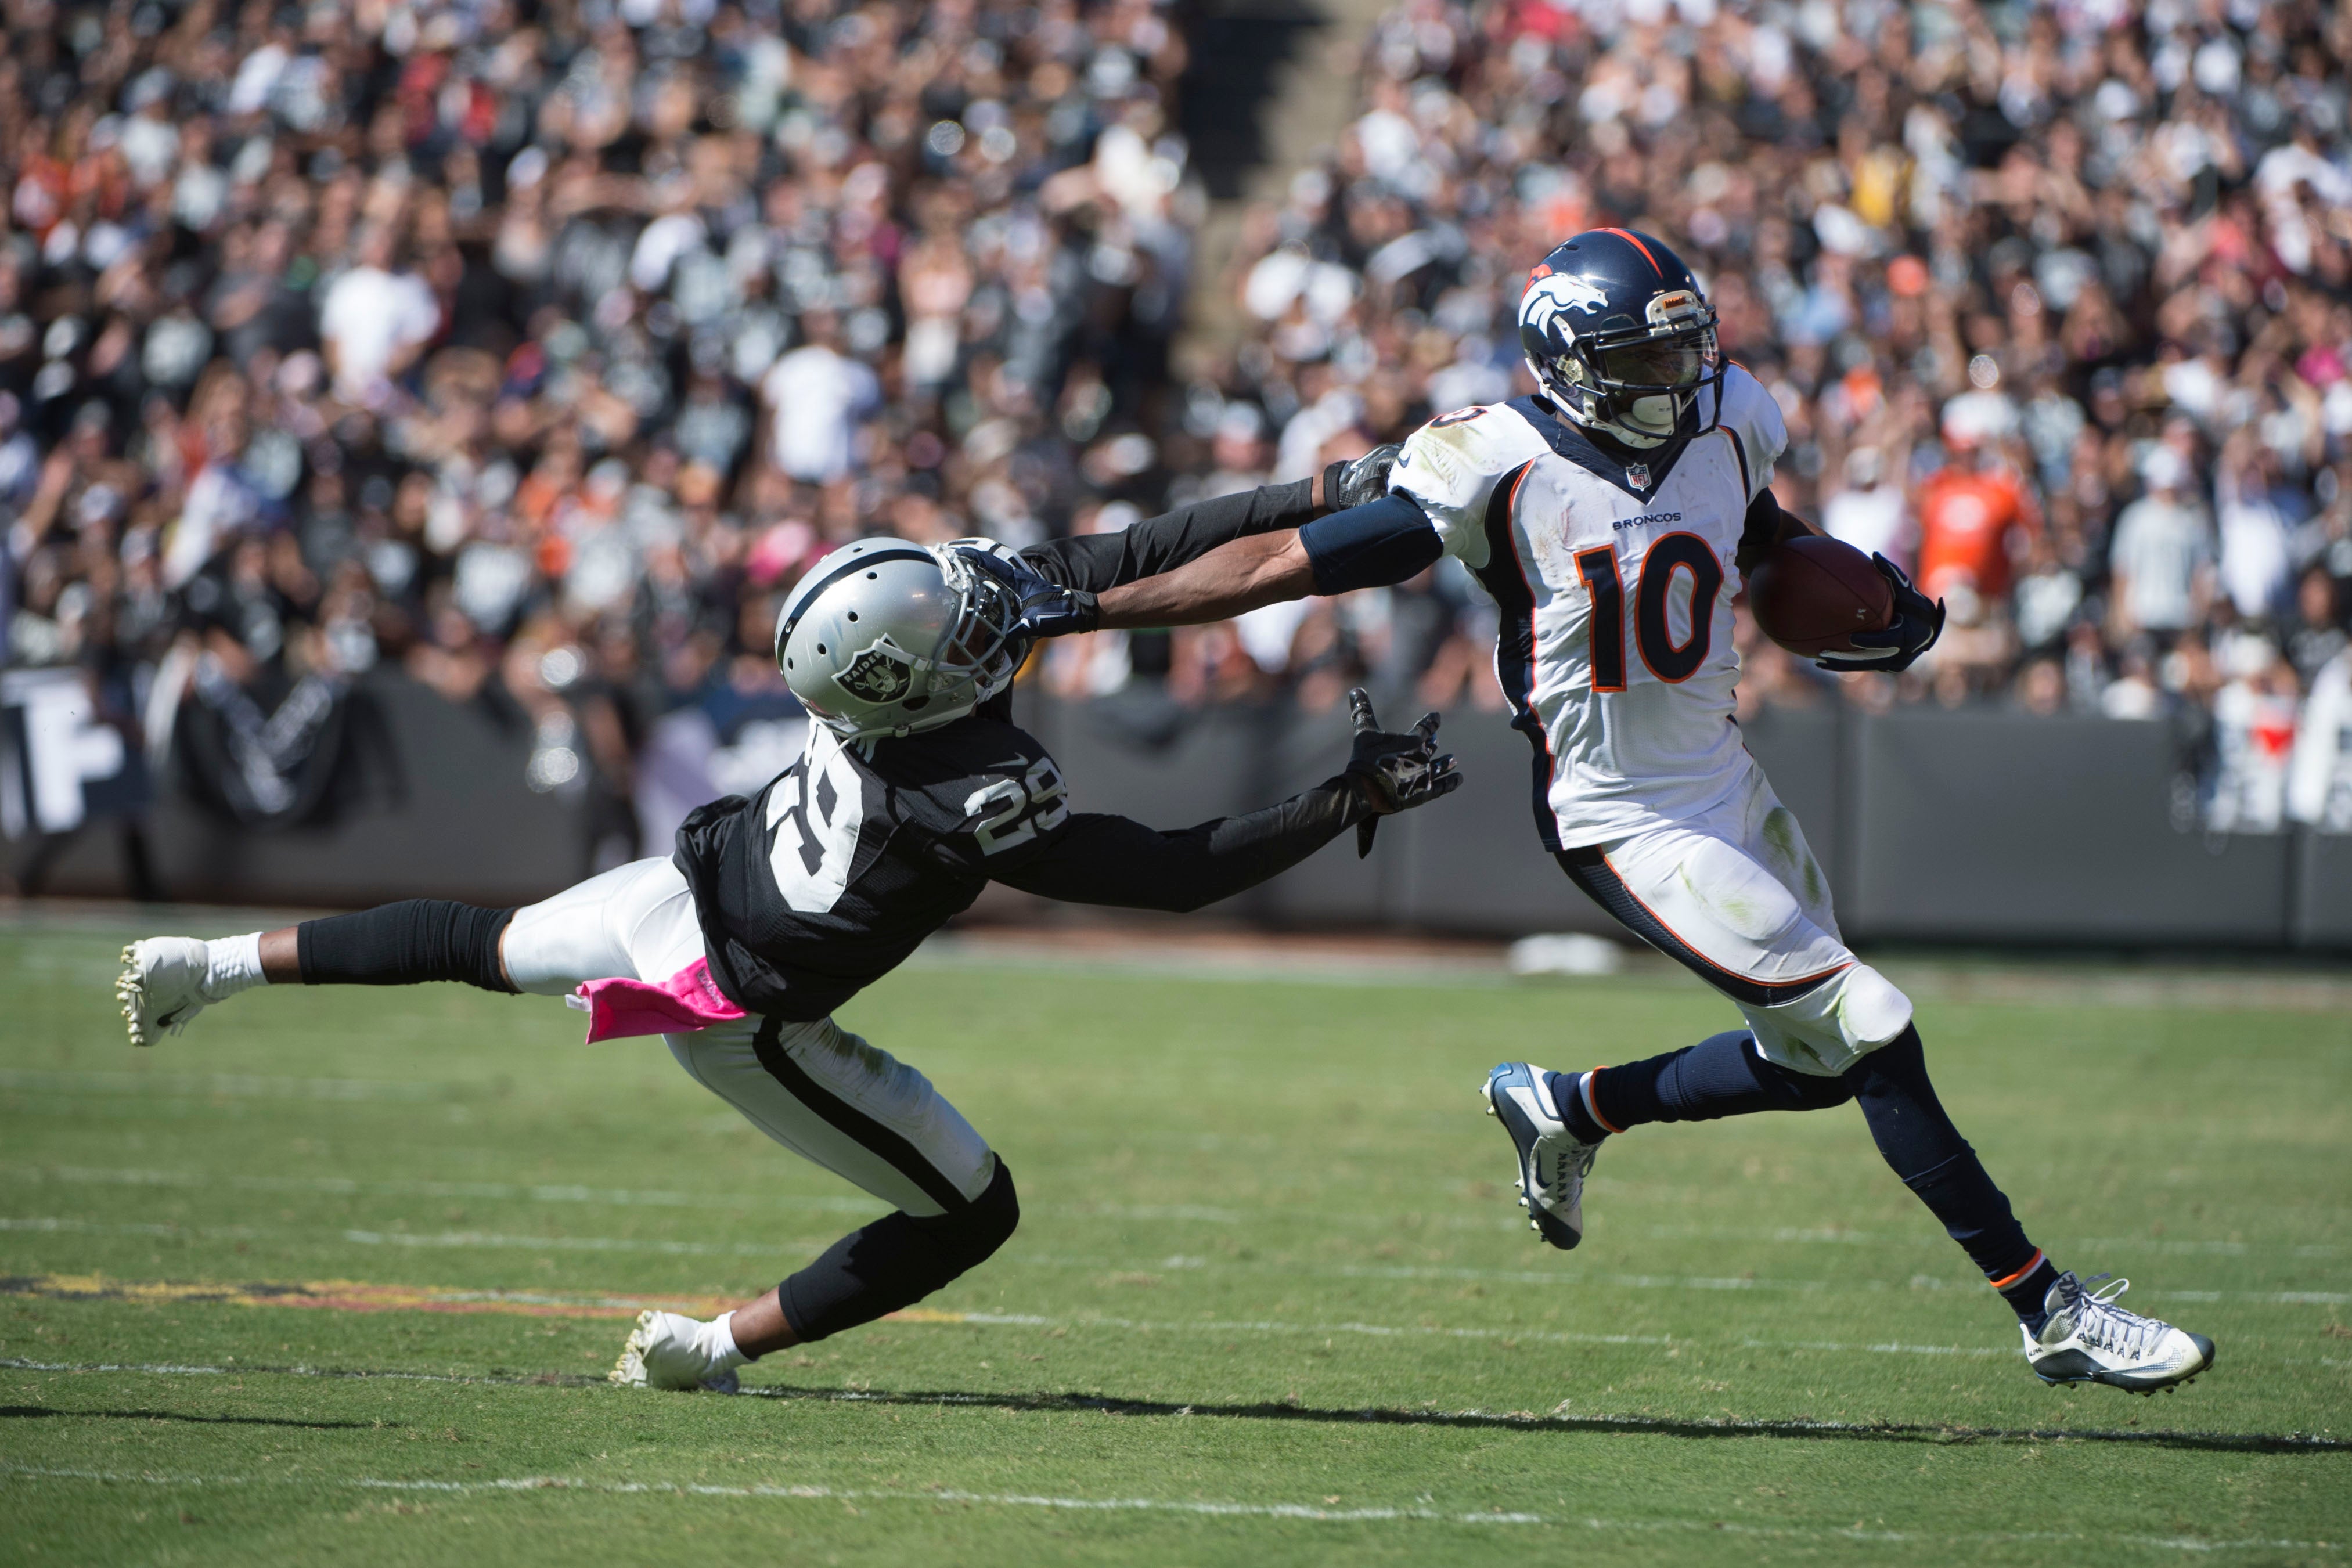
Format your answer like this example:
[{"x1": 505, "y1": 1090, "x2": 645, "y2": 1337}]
[{"x1": 774, "y1": 538, "x2": 1025, "y2": 738}]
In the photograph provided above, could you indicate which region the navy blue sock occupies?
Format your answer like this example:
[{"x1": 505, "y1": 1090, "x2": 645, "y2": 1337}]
[
  {"x1": 1547, "y1": 1030, "x2": 1853, "y2": 1141},
  {"x1": 1573, "y1": 1030, "x2": 1856, "y2": 1134},
  {"x1": 1842, "y1": 1028, "x2": 2055, "y2": 1329}
]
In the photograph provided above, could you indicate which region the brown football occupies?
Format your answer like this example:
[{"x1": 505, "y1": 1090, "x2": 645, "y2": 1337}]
[{"x1": 1746, "y1": 534, "x2": 1895, "y2": 657}]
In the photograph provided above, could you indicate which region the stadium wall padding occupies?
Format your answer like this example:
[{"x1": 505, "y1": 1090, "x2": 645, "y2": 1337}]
[
  {"x1": 15, "y1": 674, "x2": 2345, "y2": 951},
  {"x1": 21, "y1": 677, "x2": 590, "y2": 910}
]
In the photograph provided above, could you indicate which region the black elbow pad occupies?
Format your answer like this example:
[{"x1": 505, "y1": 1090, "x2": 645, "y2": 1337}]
[{"x1": 1299, "y1": 493, "x2": 1445, "y2": 595}]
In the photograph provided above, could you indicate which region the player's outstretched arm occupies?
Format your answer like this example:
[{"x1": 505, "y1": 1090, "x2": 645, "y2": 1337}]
[
  {"x1": 1089, "y1": 488, "x2": 1442, "y2": 632},
  {"x1": 991, "y1": 690, "x2": 1461, "y2": 910},
  {"x1": 965, "y1": 448, "x2": 1410, "y2": 637}
]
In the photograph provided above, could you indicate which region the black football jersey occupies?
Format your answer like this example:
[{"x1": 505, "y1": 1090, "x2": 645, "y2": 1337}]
[
  {"x1": 673, "y1": 695, "x2": 1074, "y2": 1020},
  {"x1": 673, "y1": 475, "x2": 1346, "y2": 1020}
]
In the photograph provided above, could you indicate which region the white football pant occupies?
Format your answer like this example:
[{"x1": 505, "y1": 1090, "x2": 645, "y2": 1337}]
[
  {"x1": 500, "y1": 857, "x2": 996, "y2": 1217},
  {"x1": 1564, "y1": 766, "x2": 1913, "y2": 1076}
]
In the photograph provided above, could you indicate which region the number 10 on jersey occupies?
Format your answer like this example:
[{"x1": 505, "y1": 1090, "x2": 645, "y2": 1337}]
[{"x1": 1573, "y1": 534, "x2": 1724, "y2": 691}]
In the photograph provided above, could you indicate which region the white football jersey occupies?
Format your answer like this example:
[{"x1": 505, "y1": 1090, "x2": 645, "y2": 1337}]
[{"x1": 1390, "y1": 365, "x2": 1788, "y2": 849}]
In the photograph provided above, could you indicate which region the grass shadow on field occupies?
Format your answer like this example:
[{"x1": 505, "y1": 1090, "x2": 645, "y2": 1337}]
[
  {"x1": 741, "y1": 1383, "x2": 2345, "y2": 1457},
  {"x1": 0, "y1": 1404, "x2": 386, "y2": 1431}
]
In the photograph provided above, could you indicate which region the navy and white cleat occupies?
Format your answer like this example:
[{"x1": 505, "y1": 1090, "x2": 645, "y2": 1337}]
[
  {"x1": 2025, "y1": 1273, "x2": 2215, "y2": 1395},
  {"x1": 1481, "y1": 1062, "x2": 1601, "y2": 1250}
]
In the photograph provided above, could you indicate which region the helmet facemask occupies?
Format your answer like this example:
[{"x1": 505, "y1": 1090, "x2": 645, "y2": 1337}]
[{"x1": 925, "y1": 544, "x2": 1025, "y2": 710}]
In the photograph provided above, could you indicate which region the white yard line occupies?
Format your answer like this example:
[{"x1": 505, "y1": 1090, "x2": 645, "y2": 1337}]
[
  {"x1": 11, "y1": 1281, "x2": 2352, "y2": 1376},
  {"x1": 0, "y1": 1068, "x2": 442, "y2": 1101},
  {"x1": 9, "y1": 1210, "x2": 2346, "y2": 1304},
  {"x1": 8, "y1": 1164, "x2": 2337, "y2": 1261},
  {"x1": 0, "y1": 1462, "x2": 2340, "y2": 1550},
  {"x1": 1, "y1": 1165, "x2": 1233, "y2": 1224}
]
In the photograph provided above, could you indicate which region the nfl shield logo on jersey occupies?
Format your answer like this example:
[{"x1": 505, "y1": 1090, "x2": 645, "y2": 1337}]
[
  {"x1": 1626, "y1": 462, "x2": 1651, "y2": 491},
  {"x1": 838, "y1": 639, "x2": 916, "y2": 702}
]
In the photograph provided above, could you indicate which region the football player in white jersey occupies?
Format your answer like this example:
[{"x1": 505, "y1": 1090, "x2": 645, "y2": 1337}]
[{"x1": 979, "y1": 228, "x2": 2215, "y2": 1395}]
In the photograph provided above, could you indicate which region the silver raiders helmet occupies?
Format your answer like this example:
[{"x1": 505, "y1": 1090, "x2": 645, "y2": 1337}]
[{"x1": 773, "y1": 538, "x2": 1025, "y2": 738}]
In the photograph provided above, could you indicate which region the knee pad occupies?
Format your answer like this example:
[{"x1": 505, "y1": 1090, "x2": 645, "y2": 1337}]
[
  {"x1": 1834, "y1": 964, "x2": 1915, "y2": 1055},
  {"x1": 912, "y1": 1158, "x2": 1019, "y2": 1271}
]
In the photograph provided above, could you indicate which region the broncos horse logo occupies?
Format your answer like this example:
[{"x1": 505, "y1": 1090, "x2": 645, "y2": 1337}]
[{"x1": 1518, "y1": 269, "x2": 1613, "y2": 351}]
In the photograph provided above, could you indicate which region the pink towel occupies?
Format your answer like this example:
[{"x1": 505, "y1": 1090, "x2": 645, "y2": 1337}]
[{"x1": 567, "y1": 957, "x2": 748, "y2": 1043}]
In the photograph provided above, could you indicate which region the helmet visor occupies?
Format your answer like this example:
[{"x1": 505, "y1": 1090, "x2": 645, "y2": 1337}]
[{"x1": 1596, "y1": 331, "x2": 1717, "y2": 392}]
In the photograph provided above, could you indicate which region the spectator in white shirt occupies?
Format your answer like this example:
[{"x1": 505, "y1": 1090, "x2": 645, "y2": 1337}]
[
  {"x1": 2215, "y1": 432, "x2": 2297, "y2": 622},
  {"x1": 319, "y1": 226, "x2": 440, "y2": 409},
  {"x1": 2207, "y1": 645, "x2": 2301, "y2": 834},
  {"x1": 1821, "y1": 446, "x2": 1914, "y2": 570},
  {"x1": 2108, "y1": 448, "x2": 2214, "y2": 639},
  {"x1": 761, "y1": 311, "x2": 880, "y2": 484},
  {"x1": 2288, "y1": 647, "x2": 2352, "y2": 832}
]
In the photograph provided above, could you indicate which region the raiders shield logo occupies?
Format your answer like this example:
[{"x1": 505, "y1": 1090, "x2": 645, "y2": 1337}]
[
  {"x1": 837, "y1": 639, "x2": 915, "y2": 703},
  {"x1": 1625, "y1": 462, "x2": 1651, "y2": 491}
]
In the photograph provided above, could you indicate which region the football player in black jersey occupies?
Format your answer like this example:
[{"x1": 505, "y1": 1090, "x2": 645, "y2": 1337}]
[{"x1": 114, "y1": 457, "x2": 1457, "y2": 1392}]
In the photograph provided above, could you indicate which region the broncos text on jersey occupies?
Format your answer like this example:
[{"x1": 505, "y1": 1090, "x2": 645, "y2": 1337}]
[{"x1": 1390, "y1": 363, "x2": 1789, "y2": 850}]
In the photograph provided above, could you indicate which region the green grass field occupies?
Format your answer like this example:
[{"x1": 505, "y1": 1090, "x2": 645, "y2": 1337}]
[{"x1": 2, "y1": 917, "x2": 2348, "y2": 1566}]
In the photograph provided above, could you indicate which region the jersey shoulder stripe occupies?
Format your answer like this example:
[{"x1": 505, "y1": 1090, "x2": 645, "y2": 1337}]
[{"x1": 1475, "y1": 460, "x2": 1565, "y2": 852}]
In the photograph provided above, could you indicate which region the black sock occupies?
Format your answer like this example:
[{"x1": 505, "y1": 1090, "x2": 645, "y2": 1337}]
[
  {"x1": 779, "y1": 1161, "x2": 1019, "y2": 1343},
  {"x1": 296, "y1": 900, "x2": 518, "y2": 992},
  {"x1": 1843, "y1": 1028, "x2": 2054, "y2": 1329}
]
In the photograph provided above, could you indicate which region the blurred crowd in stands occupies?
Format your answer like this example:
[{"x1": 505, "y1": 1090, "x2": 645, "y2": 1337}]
[
  {"x1": 1198, "y1": 0, "x2": 2352, "y2": 833},
  {"x1": 0, "y1": 0, "x2": 1198, "y2": 857},
  {"x1": 2, "y1": 0, "x2": 2349, "y2": 852}
]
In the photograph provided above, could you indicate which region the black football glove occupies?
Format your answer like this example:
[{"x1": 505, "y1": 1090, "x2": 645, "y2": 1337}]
[
  {"x1": 1322, "y1": 443, "x2": 1404, "y2": 514},
  {"x1": 1340, "y1": 687, "x2": 1462, "y2": 857},
  {"x1": 1814, "y1": 553, "x2": 1945, "y2": 675},
  {"x1": 959, "y1": 545, "x2": 1101, "y2": 639}
]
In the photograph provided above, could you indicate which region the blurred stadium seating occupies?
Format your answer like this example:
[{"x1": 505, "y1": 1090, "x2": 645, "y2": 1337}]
[{"x1": 1, "y1": 0, "x2": 2348, "y2": 921}]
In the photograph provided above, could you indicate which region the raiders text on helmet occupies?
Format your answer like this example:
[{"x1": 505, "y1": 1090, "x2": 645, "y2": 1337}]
[
  {"x1": 774, "y1": 539, "x2": 1024, "y2": 738},
  {"x1": 1517, "y1": 228, "x2": 1724, "y2": 451}
]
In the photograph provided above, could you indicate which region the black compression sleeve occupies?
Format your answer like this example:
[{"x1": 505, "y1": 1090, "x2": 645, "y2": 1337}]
[
  {"x1": 1298, "y1": 493, "x2": 1443, "y2": 594},
  {"x1": 1741, "y1": 487, "x2": 1790, "y2": 561},
  {"x1": 1021, "y1": 477, "x2": 1319, "y2": 593},
  {"x1": 992, "y1": 786, "x2": 1365, "y2": 911},
  {"x1": 296, "y1": 900, "x2": 519, "y2": 992},
  {"x1": 779, "y1": 1160, "x2": 1020, "y2": 1343}
]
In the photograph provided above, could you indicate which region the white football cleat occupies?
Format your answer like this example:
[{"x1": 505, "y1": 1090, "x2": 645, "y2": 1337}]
[
  {"x1": 608, "y1": 1309, "x2": 740, "y2": 1393},
  {"x1": 2025, "y1": 1273, "x2": 2215, "y2": 1394},
  {"x1": 117, "y1": 938, "x2": 214, "y2": 1047},
  {"x1": 1482, "y1": 1062, "x2": 1601, "y2": 1249}
]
